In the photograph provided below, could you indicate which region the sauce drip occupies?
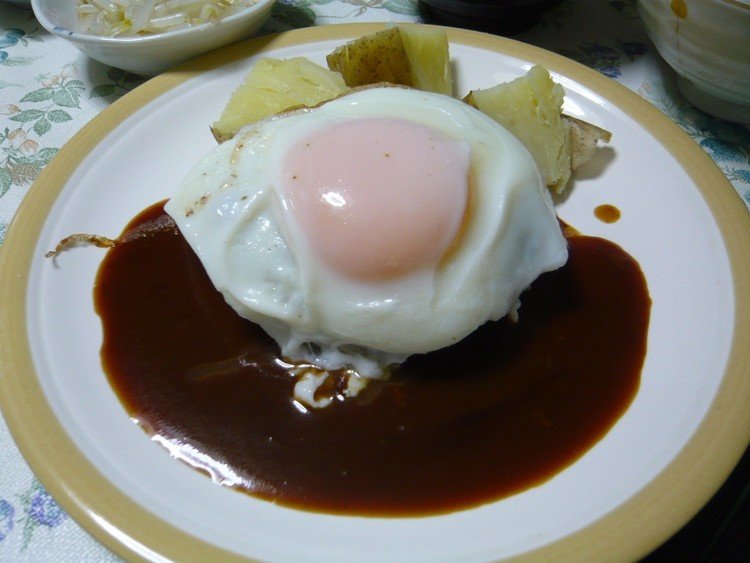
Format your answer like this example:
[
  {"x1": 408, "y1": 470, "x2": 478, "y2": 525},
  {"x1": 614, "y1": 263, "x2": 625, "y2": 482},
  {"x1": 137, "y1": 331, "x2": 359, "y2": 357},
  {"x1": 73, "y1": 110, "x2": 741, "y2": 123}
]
[
  {"x1": 671, "y1": 0, "x2": 688, "y2": 19},
  {"x1": 94, "y1": 202, "x2": 650, "y2": 516},
  {"x1": 595, "y1": 203, "x2": 621, "y2": 223}
]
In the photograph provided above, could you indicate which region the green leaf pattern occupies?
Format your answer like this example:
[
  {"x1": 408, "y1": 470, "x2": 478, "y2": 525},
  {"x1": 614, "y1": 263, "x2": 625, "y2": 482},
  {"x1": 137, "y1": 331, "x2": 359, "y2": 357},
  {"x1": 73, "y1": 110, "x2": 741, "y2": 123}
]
[
  {"x1": 639, "y1": 79, "x2": 750, "y2": 208},
  {"x1": 1, "y1": 63, "x2": 83, "y2": 190},
  {"x1": 1, "y1": 53, "x2": 142, "y2": 204},
  {"x1": 89, "y1": 67, "x2": 142, "y2": 99}
]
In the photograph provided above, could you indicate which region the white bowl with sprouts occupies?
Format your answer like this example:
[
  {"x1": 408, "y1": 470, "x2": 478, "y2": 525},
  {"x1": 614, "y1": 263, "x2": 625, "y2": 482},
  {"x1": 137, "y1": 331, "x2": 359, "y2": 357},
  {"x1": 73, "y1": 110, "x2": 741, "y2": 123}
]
[{"x1": 31, "y1": 0, "x2": 277, "y2": 76}]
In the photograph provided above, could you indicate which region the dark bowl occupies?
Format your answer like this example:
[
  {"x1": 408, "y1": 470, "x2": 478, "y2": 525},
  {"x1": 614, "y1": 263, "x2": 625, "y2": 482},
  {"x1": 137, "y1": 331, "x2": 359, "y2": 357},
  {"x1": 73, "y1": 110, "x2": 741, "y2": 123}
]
[{"x1": 420, "y1": 0, "x2": 563, "y2": 35}]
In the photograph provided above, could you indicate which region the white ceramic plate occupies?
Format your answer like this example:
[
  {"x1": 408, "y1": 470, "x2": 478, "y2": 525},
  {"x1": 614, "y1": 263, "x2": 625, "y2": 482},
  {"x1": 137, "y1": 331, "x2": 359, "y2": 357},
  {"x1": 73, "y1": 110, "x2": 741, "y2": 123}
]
[{"x1": 1, "y1": 24, "x2": 749, "y2": 562}]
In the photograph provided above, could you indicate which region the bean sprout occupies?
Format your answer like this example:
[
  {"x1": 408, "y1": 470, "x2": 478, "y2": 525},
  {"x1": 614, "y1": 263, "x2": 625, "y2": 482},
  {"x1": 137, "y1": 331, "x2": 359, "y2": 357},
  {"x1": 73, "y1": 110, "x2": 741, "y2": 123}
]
[{"x1": 76, "y1": 0, "x2": 258, "y2": 36}]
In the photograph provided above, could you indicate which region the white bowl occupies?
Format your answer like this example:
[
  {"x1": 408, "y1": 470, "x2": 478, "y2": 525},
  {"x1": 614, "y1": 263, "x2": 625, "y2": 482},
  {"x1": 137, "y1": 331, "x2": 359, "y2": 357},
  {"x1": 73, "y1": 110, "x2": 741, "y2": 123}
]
[
  {"x1": 31, "y1": 0, "x2": 276, "y2": 76},
  {"x1": 637, "y1": 0, "x2": 750, "y2": 123}
]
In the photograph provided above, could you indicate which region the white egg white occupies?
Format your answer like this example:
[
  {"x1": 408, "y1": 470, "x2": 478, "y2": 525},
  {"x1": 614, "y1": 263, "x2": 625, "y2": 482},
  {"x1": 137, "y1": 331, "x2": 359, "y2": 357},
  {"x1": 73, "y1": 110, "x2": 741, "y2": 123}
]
[{"x1": 165, "y1": 87, "x2": 568, "y2": 378}]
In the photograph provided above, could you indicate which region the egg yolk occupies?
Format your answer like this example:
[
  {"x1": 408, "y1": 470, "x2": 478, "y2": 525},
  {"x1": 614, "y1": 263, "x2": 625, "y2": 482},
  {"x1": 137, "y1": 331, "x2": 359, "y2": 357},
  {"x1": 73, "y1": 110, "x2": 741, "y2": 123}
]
[{"x1": 282, "y1": 117, "x2": 470, "y2": 281}]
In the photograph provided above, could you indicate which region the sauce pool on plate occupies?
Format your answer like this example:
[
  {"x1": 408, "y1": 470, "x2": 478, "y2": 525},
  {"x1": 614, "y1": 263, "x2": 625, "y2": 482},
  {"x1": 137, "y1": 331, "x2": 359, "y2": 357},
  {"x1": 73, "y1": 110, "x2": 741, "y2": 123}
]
[{"x1": 94, "y1": 201, "x2": 650, "y2": 516}]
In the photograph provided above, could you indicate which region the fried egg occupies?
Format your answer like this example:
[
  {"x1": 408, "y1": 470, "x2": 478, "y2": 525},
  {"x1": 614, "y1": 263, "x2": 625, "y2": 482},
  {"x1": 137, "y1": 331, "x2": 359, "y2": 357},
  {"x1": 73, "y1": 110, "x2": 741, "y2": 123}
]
[{"x1": 165, "y1": 87, "x2": 568, "y2": 379}]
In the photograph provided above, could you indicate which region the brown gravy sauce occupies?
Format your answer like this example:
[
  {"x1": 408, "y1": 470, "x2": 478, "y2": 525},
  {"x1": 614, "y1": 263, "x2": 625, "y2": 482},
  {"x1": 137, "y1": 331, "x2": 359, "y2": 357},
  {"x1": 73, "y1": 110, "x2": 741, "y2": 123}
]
[{"x1": 94, "y1": 202, "x2": 650, "y2": 516}]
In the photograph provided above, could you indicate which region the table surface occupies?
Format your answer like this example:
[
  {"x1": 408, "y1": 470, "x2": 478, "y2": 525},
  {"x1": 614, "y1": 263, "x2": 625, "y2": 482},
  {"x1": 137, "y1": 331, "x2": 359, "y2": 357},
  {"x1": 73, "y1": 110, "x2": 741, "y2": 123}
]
[{"x1": 1, "y1": 0, "x2": 749, "y2": 560}]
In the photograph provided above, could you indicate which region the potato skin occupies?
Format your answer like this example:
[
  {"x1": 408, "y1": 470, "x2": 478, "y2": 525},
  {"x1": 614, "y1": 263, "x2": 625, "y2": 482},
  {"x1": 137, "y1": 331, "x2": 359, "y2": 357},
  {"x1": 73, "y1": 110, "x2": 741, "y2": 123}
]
[
  {"x1": 326, "y1": 28, "x2": 413, "y2": 88},
  {"x1": 325, "y1": 26, "x2": 453, "y2": 96}
]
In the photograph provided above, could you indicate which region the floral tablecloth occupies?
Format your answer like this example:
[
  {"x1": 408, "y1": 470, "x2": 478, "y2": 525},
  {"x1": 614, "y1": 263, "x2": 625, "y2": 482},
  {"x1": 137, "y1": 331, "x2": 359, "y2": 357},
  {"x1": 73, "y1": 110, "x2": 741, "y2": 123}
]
[{"x1": 1, "y1": 0, "x2": 748, "y2": 560}]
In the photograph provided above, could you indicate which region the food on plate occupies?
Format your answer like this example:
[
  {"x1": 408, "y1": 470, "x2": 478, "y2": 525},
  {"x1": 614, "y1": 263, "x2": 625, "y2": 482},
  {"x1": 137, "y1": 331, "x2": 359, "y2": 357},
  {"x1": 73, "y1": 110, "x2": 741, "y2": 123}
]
[
  {"x1": 45, "y1": 233, "x2": 116, "y2": 258},
  {"x1": 76, "y1": 0, "x2": 258, "y2": 37},
  {"x1": 215, "y1": 28, "x2": 608, "y2": 191},
  {"x1": 49, "y1": 27, "x2": 645, "y2": 516},
  {"x1": 211, "y1": 58, "x2": 349, "y2": 143},
  {"x1": 96, "y1": 201, "x2": 650, "y2": 515},
  {"x1": 397, "y1": 24, "x2": 452, "y2": 95},
  {"x1": 165, "y1": 86, "x2": 569, "y2": 385},
  {"x1": 213, "y1": 25, "x2": 455, "y2": 144},
  {"x1": 464, "y1": 65, "x2": 611, "y2": 193},
  {"x1": 463, "y1": 66, "x2": 568, "y2": 192},
  {"x1": 464, "y1": 66, "x2": 613, "y2": 192},
  {"x1": 325, "y1": 25, "x2": 452, "y2": 96}
]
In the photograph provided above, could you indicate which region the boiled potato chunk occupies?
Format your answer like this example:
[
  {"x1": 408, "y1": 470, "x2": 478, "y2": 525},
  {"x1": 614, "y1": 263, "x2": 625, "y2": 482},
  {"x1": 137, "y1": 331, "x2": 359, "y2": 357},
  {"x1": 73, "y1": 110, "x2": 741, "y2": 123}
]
[
  {"x1": 398, "y1": 25, "x2": 452, "y2": 96},
  {"x1": 464, "y1": 65, "x2": 573, "y2": 192},
  {"x1": 326, "y1": 25, "x2": 452, "y2": 95},
  {"x1": 211, "y1": 57, "x2": 349, "y2": 143}
]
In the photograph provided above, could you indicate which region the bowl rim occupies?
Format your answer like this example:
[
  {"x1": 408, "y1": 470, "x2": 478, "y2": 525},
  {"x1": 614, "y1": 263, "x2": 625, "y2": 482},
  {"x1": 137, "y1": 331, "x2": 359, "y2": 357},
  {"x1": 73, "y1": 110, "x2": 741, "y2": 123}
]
[
  {"x1": 30, "y1": 0, "x2": 276, "y2": 45},
  {"x1": 636, "y1": 0, "x2": 750, "y2": 15},
  {"x1": 723, "y1": 0, "x2": 750, "y2": 10}
]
